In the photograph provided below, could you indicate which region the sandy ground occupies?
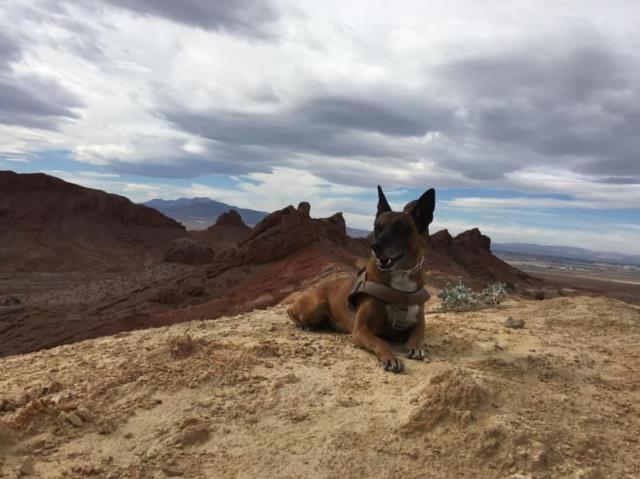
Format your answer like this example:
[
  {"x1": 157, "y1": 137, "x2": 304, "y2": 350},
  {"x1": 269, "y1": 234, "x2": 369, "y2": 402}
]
[{"x1": 1, "y1": 295, "x2": 639, "y2": 479}]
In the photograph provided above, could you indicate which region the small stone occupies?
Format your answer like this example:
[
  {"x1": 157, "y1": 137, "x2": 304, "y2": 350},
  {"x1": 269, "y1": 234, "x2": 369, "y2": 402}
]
[
  {"x1": 162, "y1": 465, "x2": 185, "y2": 477},
  {"x1": 65, "y1": 412, "x2": 84, "y2": 427},
  {"x1": 44, "y1": 381, "x2": 63, "y2": 394},
  {"x1": 178, "y1": 425, "x2": 210, "y2": 446},
  {"x1": 18, "y1": 457, "x2": 35, "y2": 476},
  {"x1": 460, "y1": 410, "x2": 473, "y2": 424},
  {"x1": 98, "y1": 418, "x2": 116, "y2": 435},
  {"x1": 573, "y1": 467, "x2": 604, "y2": 479},
  {"x1": 504, "y1": 317, "x2": 525, "y2": 329},
  {"x1": 76, "y1": 406, "x2": 95, "y2": 422}
]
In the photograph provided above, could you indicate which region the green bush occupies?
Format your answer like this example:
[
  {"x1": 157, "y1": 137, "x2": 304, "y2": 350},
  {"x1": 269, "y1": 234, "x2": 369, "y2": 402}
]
[{"x1": 438, "y1": 279, "x2": 507, "y2": 311}]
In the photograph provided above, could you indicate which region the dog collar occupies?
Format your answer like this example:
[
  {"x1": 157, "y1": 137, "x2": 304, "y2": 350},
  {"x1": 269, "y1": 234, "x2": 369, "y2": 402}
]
[
  {"x1": 401, "y1": 255, "x2": 424, "y2": 275},
  {"x1": 347, "y1": 267, "x2": 430, "y2": 311}
]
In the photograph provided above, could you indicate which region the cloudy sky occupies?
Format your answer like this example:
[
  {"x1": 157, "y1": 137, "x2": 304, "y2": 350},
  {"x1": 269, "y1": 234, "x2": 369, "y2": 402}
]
[{"x1": 1, "y1": 0, "x2": 639, "y2": 253}]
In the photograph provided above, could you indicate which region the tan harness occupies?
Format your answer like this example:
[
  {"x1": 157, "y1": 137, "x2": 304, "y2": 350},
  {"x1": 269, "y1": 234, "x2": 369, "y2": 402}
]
[{"x1": 347, "y1": 267, "x2": 431, "y2": 314}]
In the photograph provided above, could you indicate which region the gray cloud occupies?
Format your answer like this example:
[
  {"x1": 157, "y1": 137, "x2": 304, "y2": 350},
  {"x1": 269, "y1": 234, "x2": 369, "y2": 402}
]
[
  {"x1": 0, "y1": 75, "x2": 82, "y2": 129},
  {"x1": 0, "y1": 10, "x2": 84, "y2": 130},
  {"x1": 155, "y1": 28, "x2": 639, "y2": 187},
  {"x1": 2, "y1": 1, "x2": 638, "y2": 200},
  {"x1": 96, "y1": 0, "x2": 281, "y2": 39},
  {"x1": 0, "y1": 31, "x2": 22, "y2": 68},
  {"x1": 438, "y1": 34, "x2": 640, "y2": 182},
  {"x1": 0, "y1": 29, "x2": 83, "y2": 131},
  {"x1": 595, "y1": 176, "x2": 640, "y2": 185},
  {"x1": 162, "y1": 92, "x2": 451, "y2": 174},
  {"x1": 300, "y1": 95, "x2": 442, "y2": 137}
]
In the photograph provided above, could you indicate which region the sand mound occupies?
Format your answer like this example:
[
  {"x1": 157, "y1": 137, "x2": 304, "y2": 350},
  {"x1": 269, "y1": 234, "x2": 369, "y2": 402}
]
[
  {"x1": 1, "y1": 296, "x2": 639, "y2": 478},
  {"x1": 400, "y1": 366, "x2": 492, "y2": 433}
]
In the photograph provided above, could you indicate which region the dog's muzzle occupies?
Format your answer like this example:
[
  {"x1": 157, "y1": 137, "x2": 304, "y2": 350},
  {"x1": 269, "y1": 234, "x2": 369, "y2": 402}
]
[{"x1": 372, "y1": 251, "x2": 405, "y2": 272}]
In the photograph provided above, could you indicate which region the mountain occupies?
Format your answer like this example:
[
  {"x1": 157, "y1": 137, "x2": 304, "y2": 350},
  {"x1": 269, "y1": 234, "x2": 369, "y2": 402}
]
[
  {"x1": 493, "y1": 242, "x2": 640, "y2": 266},
  {"x1": 145, "y1": 197, "x2": 267, "y2": 230},
  {"x1": 0, "y1": 170, "x2": 185, "y2": 272},
  {"x1": 145, "y1": 197, "x2": 374, "y2": 238}
]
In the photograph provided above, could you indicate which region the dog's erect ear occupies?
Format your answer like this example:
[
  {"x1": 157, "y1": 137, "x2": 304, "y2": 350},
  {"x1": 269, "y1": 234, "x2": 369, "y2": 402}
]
[
  {"x1": 408, "y1": 188, "x2": 435, "y2": 234},
  {"x1": 376, "y1": 185, "x2": 392, "y2": 218}
]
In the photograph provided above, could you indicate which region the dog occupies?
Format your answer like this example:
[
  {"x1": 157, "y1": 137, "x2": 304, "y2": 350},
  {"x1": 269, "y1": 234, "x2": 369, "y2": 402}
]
[{"x1": 287, "y1": 185, "x2": 435, "y2": 373}]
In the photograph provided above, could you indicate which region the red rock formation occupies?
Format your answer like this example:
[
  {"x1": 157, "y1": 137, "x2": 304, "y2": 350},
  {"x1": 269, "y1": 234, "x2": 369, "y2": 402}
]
[
  {"x1": 213, "y1": 210, "x2": 246, "y2": 227},
  {"x1": 0, "y1": 170, "x2": 185, "y2": 271},
  {"x1": 201, "y1": 209, "x2": 252, "y2": 246},
  {"x1": 425, "y1": 228, "x2": 536, "y2": 289},
  {"x1": 206, "y1": 203, "x2": 365, "y2": 277}
]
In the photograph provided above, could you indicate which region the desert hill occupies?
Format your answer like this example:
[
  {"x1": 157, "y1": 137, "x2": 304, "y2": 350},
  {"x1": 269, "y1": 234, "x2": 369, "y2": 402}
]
[
  {"x1": 0, "y1": 171, "x2": 185, "y2": 272},
  {"x1": 0, "y1": 202, "x2": 366, "y2": 357},
  {"x1": 1, "y1": 295, "x2": 639, "y2": 478}
]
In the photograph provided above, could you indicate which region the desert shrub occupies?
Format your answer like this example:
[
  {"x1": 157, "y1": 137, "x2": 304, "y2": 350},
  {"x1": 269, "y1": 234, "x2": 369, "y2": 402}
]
[
  {"x1": 479, "y1": 282, "x2": 507, "y2": 306},
  {"x1": 438, "y1": 279, "x2": 507, "y2": 311},
  {"x1": 438, "y1": 279, "x2": 478, "y2": 311}
]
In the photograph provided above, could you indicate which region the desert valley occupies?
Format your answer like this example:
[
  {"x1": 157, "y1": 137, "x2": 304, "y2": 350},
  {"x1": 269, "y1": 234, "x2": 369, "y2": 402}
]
[{"x1": 1, "y1": 171, "x2": 639, "y2": 479}]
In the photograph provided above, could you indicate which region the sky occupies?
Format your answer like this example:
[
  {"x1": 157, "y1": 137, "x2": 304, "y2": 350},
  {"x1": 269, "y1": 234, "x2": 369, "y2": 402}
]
[{"x1": 0, "y1": 0, "x2": 639, "y2": 254}]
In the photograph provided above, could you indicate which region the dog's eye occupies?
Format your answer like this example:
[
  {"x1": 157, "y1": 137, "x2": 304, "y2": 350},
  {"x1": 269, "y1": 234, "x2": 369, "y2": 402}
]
[{"x1": 374, "y1": 224, "x2": 382, "y2": 234}]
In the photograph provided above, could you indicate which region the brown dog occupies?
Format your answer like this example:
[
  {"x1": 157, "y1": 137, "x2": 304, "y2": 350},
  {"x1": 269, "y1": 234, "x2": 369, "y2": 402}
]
[{"x1": 287, "y1": 186, "x2": 435, "y2": 373}]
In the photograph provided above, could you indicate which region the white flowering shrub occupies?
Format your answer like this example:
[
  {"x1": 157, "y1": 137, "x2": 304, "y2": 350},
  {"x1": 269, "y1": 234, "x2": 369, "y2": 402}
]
[{"x1": 438, "y1": 279, "x2": 507, "y2": 311}]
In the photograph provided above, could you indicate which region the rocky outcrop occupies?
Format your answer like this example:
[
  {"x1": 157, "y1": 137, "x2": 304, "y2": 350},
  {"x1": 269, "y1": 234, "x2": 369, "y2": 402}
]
[
  {"x1": 203, "y1": 209, "x2": 252, "y2": 245},
  {"x1": 453, "y1": 227, "x2": 491, "y2": 253},
  {"x1": 207, "y1": 203, "x2": 363, "y2": 277},
  {"x1": 163, "y1": 238, "x2": 215, "y2": 265},
  {"x1": 213, "y1": 210, "x2": 246, "y2": 228},
  {"x1": 425, "y1": 228, "x2": 536, "y2": 289}
]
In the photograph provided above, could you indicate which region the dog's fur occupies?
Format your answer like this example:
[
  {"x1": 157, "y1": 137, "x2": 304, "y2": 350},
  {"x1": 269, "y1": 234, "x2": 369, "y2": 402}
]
[{"x1": 287, "y1": 186, "x2": 435, "y2": 373}]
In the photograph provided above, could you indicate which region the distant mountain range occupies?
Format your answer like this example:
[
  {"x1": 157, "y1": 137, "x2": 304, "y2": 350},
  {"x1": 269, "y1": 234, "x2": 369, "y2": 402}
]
[
  {"x1": 145, "y1": 197, "x2": 267, "y2": 230},
  {"x1": 144, "y1": 197, "x2": 372, "y2": 237},
  {"x1": 493, "y1": 242, "x2": 640, "y2": 267}
]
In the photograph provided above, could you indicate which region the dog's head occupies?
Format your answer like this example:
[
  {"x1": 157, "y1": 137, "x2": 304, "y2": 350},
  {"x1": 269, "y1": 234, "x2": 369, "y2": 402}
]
[{"x1": 370, "y1": 186, "x2": 435, "y2": 272}]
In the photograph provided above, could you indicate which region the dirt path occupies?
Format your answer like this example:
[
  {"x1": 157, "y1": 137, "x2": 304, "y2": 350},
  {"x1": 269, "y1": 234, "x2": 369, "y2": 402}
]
[{"x1": 1, "y1": 296, "x2": 639, "y2": 478}]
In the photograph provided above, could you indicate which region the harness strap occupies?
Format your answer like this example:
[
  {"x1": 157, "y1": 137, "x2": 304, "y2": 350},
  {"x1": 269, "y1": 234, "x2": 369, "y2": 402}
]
[{"x1": 347, "y1": 268, "x2": 430, "y2": 310}]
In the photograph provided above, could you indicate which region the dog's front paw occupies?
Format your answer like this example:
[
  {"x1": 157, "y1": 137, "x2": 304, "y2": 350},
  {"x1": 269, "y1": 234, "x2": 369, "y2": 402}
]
[
  {"x1": 382, "y1": 357, "x2": 405, "y2": 373},
  {"x1": 407, "y1": 348, "x2": 427, "y2": 361}
]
